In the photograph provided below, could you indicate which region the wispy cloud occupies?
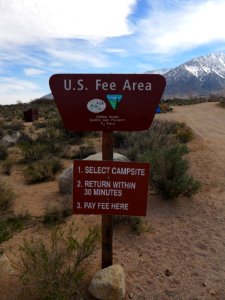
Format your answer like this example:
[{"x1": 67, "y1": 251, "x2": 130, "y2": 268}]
[
  {"x1": 138, "y1": 0, "x2": 225, "y2": 54},
  {"x1": 24, "y1": 68, "x2": 46, "y2": 76},
  {"x1": 0, "y1": 77, "x2": 43, "y2": 105},
  {"x1": 46, "y1": 47, "x2": 112, "y2": 68}
]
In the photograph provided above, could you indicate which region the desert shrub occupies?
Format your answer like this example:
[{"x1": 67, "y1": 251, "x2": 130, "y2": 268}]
[
  {"x1": 115, "y1": 120, "x2": 177, "y2": 161},
  {"x1": 0, "y1": 145, "x2": 8, "y2": 160},
  {"x1": 3, "y1": 120, "x2": 24, "y2": 133},
  {"x1": 140, "y1": 144, "x2": 201, "y2": 200},
  {"x1": 17, "y1": 132, "x2": 33, "y2": 144},
  {"x1": 33, "y1": 120, "x2": 47, "y2": 129},
  {"x1": 113, "y1": 132, "x2": 128, "y2": 148},
  {"x1": 0, "y1": 213, "x2": 30, "y2": 244},
  {"x1": 0, "y1": 180, "x2": 16, "y2": 211},
  {"x1": 36, "y1": 128, "x2": 64, "y2": 155},
  {"x1": 176, "y1": 122, "x2": 194, "y2": 143},
  {"x1": 43, "y1": 206, "x2": 65, "y2": 227},
  {"x1": 1, "y1": 158, "x2": 14, "y2": 175},
  {"x1": 19, "y1": 142, "x2": 47, "y2": 162},
  {"x1": 219, "y1": 98, "x2": 225, "y2": 107},
  {"x1": 24, "y1": 158, "x2": 63, "y2": 184},
  {"x1": 113, "y1": 216, "x2": 151, "y2": 234},
  {"x1": 74, "y1": 143, "x2": 96, "y2": 159},
  {"x1": 43, "y1": 201, "x2": 72, "y2": 227},
  {"x1": 0, "y1": 127, "x2": 4, "y2": 139},
  {"x1": 16, "y1": 224, "x2": 100, "y2": 300}
]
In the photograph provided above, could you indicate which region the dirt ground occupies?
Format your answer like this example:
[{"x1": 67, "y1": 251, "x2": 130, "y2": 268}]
[{"x1": 1, "y1": 102, "x2": 225, "y2": 299}]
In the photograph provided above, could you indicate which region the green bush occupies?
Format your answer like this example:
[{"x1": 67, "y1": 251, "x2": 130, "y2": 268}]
[
  {"x1": 24, "y1": 159, "x2": 63, "y2": 184},
  {"x1": 113, "y1": 216, "x2": 151, "y2": 235},
  {"x1": 0, "y1": 145, "x2": 8, "y2": 160},
  {"x1": 141, "y1": 144, "x2": 201, "y2": 200},
  {"x1": 176, "y1": 122, "x2": 194, "y2": 143},
  {"x1": 36, "y1": 129, "x2": 64, "y2": 155},
  {"x1": 19, "y1": 142, "x2": 47, "y2": 163},
  {"x1": 114, "y1": 120, "x2": 177, "y2": 161},
  {"x1": 0, "y1": 213, "x2": 30, "y2": 244},
  {"x1": 3, "y1": 120, "x2": 24, "y2": 133},
  {"x1": 43, "y1": 201, "x2": 72, "y2": 227},
  {"x1": 16, "y1": 224, "x2": 100, "y2": 300},
  {"x1": 0, "y1": 180, "x2": 16, "y2": 211},
  {"x1": 1, "y1": 158, "x2": 14, "y2": 175},
  {"x1": 74, "y1": 143, "x2": 96, "y2": 159}
]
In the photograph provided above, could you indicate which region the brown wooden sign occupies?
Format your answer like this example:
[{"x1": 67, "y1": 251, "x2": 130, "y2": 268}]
[
  {"x1": 73, "y1": 160, "x2": 150, "y2": 216},
  {"x1": 49, "y1": 74, "x2": 166, "y2": 131}
]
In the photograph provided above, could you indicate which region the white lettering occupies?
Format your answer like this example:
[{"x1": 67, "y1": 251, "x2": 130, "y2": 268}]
[
  {"x1": 96, "y1": 80, "x2": 116, "y2": 91},
  {"x1": 97, "y1": 202, "x2": 110, "y2": 209},
  {"x1": 84, "y1": 180, "x2": 111, "y2": 188},
  {"x1": 112, "y1": 181, "x2": 136, "y2": 189},
  {"x1": 84, "y1": 202, "x2": 96, "y2": 209},
  {"x1": 111, "y1": 203, "x2": 129, "y2": 210},
  {"x1": 84, "y1": 166, "x2": 110, "y2": 174},
  {"x1": 93, "y1": 189, "x2": 122, "y2": 197},
  {"x1": 122, "y1": 80, "x2": 152, "y2": 91},
  {"x1": 77, "y1": 79, "x2": 84, "y2": 90},
  {"x1": 64, "y1": 79, "x2": 71, "y2": 91},
  {"x1": 111, "y1": 167, "x2": 145, "y2": 176}
]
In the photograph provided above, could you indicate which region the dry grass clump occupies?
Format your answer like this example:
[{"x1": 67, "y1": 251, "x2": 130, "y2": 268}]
[
  {"x1": 0, "y1": 179, "x2": 16, "y2": 211},
  {"x1": 16, "y1": 223, "x2": 100, "y2": 300},
  {"x1": 24, "y1": 158, "x2": 63, "y2": 184}
]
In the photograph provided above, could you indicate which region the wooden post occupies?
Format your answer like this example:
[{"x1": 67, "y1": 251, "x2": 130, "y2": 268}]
[{"x1": 102, "y1": 131, "x2": 113, "y2": 268}]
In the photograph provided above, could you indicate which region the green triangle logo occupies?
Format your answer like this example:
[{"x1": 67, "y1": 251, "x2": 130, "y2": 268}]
[{"x1": 106, "y1": 94, "x2": 123, "y2": 110}]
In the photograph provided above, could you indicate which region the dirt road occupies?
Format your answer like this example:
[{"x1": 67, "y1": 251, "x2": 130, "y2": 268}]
[{"x1": 118, "y1": 102, "x2": 225, "y2": 299}]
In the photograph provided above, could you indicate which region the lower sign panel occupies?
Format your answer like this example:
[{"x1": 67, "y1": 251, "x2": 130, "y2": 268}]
[{"x1": 73, "y1": 160, "x2": 150, "y2": 216}]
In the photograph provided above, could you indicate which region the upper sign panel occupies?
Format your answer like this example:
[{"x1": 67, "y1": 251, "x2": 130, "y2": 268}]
[{"x1": 49, "y1": 74, "x2": 166, "y2": 131}]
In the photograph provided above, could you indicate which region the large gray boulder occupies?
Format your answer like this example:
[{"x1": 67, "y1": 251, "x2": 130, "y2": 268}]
[
  {"x1": 0, "y1": 132, "x2": 21, "y2": 147},
  {"x1": 58, "y1": 152, "x2": 129, "y2": 194},
  {"x1": 88, "y1": 264, "x2": 125, "y2": 300}
]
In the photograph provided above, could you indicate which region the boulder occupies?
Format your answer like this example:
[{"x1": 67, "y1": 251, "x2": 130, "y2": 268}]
[
  {"x1": 58, "y1": 152, "x2": 129, "y2": 194},
  {"x1": 84, "y1": 152, "x2": 129, "y2": 162},
  {"x1": 88, "y1": 264, "x2": 125, "y2": 300},
  {"x1": 0, "y1": 132, "x2": 21, "y2": 147}
]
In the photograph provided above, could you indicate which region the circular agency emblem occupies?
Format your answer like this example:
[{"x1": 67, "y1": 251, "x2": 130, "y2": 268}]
[{"x1": 87, "y1": 99, "x2": 106, "y2": 113}]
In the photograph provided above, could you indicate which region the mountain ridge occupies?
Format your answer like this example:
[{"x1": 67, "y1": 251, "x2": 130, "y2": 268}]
[{"x1": 42, "y1": 52, "x2": 225, "y2": 100}]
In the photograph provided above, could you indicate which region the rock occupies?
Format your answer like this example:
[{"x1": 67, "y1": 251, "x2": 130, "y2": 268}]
[
  {"x1": 0, "y1": 132, "x2": 21, "y2": 147},
  {"x1": 128, "y1": 292, "x2": 134, "y2": 298},
  {"x1": 88, "y1": 264, "x2": 125, "y2": 300},
  {"x1": 57, "y1": 152, "x2": 129, "y2": 194},
  {"x1": 84, "y1": 152, "x2": 130, "y2": 162},
  {"x1": 58, "y1": 164, "x2": 73, "y2": 194}
]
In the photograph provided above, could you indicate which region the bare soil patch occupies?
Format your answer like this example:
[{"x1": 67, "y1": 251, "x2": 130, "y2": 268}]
[{"x1": 1, "y1": 102, "x2": 225, "y2": 299}]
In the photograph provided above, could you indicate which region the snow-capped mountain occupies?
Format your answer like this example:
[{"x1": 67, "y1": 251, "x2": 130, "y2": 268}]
[{"x1": 164, "y1": 52, "x2": 225, "y2": 97}]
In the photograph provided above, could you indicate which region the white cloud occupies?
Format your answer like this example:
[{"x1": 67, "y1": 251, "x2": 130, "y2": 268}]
[
  {"x1": 24, "y1": 68, "x2": 45, "y2": 76},
  {"x1": 138, "y1": 0, "x2": 225, "y2": 54},
  {"x1": 0, "y1": 77, "x2": 43, "y2": 105},
  {"x1": 46, "y1": 48, "x2": 112, "y2": 68},
  {"x1": 0, "y1": 0, "x2": 136, "y2": 45},
  {"x1": 104, "y1": 48, "x2": 129, "y2": 56}
]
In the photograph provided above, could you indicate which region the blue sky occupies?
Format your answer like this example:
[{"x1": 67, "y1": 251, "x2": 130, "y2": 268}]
[{"x1": 1, "y1": 0, "x2": 225, "y2": 104}]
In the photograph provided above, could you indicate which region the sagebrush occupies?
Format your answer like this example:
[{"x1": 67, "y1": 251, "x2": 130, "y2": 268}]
[{"x1": 16, "y1": 223, "x2": 100, "y2": 300}]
